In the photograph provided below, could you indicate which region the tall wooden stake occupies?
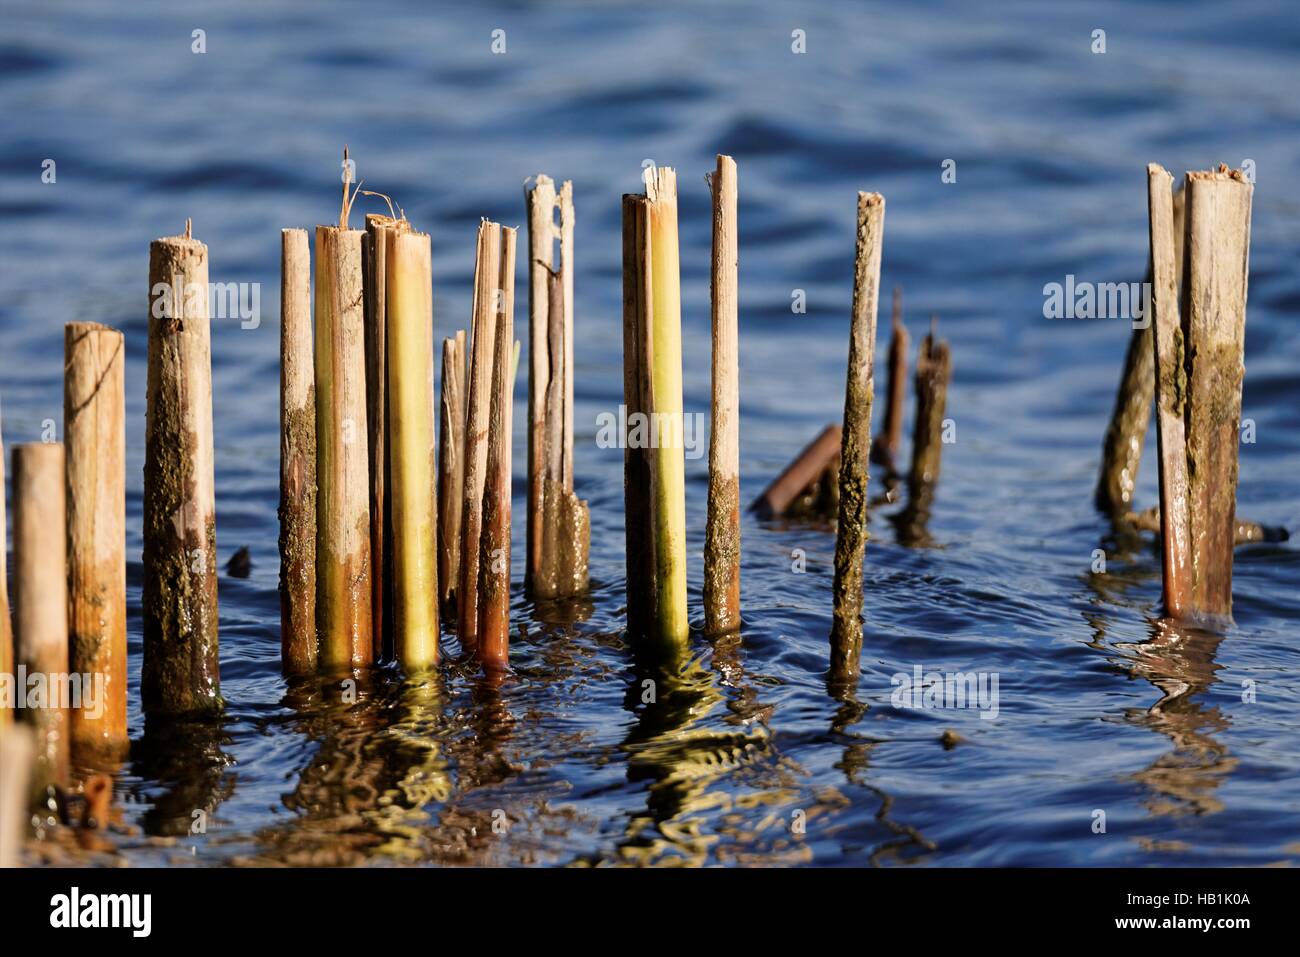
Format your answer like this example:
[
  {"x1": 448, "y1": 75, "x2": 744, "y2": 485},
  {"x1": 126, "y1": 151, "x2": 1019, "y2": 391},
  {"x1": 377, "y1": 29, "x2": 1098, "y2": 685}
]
[
  {"x1": 830, "y1": 192, "x2": 885, "y2": 679},
  {"x1": 143, "y1": 224, "x2": 221, "y2": 715},
  {"x1": 704, "y1": 153, "x2": 741, "y2": 635},
  {"x1": 65, "y1": 322, "x2": 127, "y2": 761},
  {"x1": 13, "y1": 442, "x2": 69, "y2": 792},
  {"x1": 279, "y1": 227, "x2": 316, "y2": 675}
]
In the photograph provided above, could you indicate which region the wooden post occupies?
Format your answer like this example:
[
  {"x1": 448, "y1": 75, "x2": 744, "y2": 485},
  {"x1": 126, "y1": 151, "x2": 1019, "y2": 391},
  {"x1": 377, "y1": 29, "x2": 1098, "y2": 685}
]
[
  {"x1": 143, "y1": 225, "x2": 221, "y2": 715},
  {"x1": 1148, "y1": 163, "x2": 1252, "y2": 621},
  {"x1": 830, "y1": 192, "x2": 885, "y2": 679},
  {"x1": 64, "y1": 322, "x2": 127, "y2": 762},
  {"x1": 872, "y1": 287, "x2": 909, "y2": 468},
  {"x1": 0, "y1": 405, "x2": 12, "y2": 732},
  {"x1": 478, "y1": 228, "x2": 517, "y2": 671},
  {"x1": 459, "y1": 222, "x2": 502, "y2": 650},
  {"x1": 438, "y1": 332, "x2": 466, "y2": 620},
  {"x1": 0, "y1": 725, "x2": 33, "y2": 867},
  {"x1": 387, "y1": 225, "x2": 439, "y2": 670},
  {"x1": 314, "y1": 222, "x2": 373, "y2": 672},
  {"x1": 909, "y1": 318, "x2": 952, "y2": 489},
  {"x1": 704, "y1": 153, "x2": 741, "y2": 635},
  {"x1": 1096, "y1": 185, "x2": 1186, "y2": 515},
  {"x1": 13, "y1": 442, "x2": 69, "y2": 793},
  {"x1": 279, "y1": 228, "x2": 316, "y2": 675}
]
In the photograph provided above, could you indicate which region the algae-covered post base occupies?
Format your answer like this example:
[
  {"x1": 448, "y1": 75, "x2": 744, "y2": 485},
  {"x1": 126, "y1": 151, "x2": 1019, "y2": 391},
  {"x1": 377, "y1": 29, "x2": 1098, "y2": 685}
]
[
  {"x1": 143, "y1": 227, "x2": 221, "y2": 716},
  {"x1": 279, "y1": 228, "x2": 316, "y2": 676},
  {"x1": 65, "y1": 322, "x2": 128, "y2": 763},
  {"x1": 703, "y1": 153, "x2": 741, "y2": 636},
  {"x1": 438, "y1": 332, "x2": 466, "y2": 621},
  {"x1": 13, "y1": 442, "x2": 69, "y2": 796},
  {"x1": 830, "y1": 192, "x2": 885, "y2": 680},
  {"x1": 315, "y1": 223, "x2": 373, "y2": 673},
  {"x1": 387, "y1": 225, "x2": 439, "y2": 670}
]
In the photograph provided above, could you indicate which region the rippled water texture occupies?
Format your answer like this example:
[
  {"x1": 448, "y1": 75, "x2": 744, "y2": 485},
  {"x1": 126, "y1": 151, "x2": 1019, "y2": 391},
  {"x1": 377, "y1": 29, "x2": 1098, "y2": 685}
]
[{"x1": 2, "y1": 0, "x2": 1298, "y2": 866}]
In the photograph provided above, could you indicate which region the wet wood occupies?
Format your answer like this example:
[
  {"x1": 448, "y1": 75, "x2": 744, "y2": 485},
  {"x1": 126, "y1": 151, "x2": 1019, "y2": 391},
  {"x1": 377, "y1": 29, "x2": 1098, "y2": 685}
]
[
  {"x1": 909, "y1": 318, "x2": 951, "y2": 489},
  {"x1": 704, "y1": 153, "x2": 741, "y2": 636},
  {"x1": 387, "y1": 226, "x2": 439, "y2": 670},
  {"x1": 278, "y1": 228, "x2": 316, "y2": 676},
  {"x1": 314, "y1": 224, "x2": 373, "y2": 672},
  {"x1": 438, "y1": 332, "x2": 466, "y2": 620},
  {"x1": 830, "y1": 192, "x2": 885, "y2": 680},
  {"x1": 143, "y1": 228, "x2": 221, "y2": 715},
  {"x1": 751, "y1": 424, "x2": 842, "y2": 519},
  {"x1": 13, "y1": 442, "x2": 69, "y2": 793},
  {"x1": 64, "y1": 321, "x2": 127, "y2": 762},
  {"x1": 871, "y1": 287, "x2": 908, "y2": 469}
]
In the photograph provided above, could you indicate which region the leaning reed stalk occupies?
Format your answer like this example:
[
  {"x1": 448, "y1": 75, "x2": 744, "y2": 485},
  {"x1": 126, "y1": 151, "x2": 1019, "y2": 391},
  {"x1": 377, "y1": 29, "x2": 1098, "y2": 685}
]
[
  {"x1": 279, "y1": 228, "x2": 316, "y2": 675},
  {"x1": 143, "y1": 225, "x2": 220, "y2": 715},
  {"x1": 13, "y1": 442, "x2": 69, "y2": 794},
  {"x1": 314, "y1": 223, "x2": 373, "y2": 671},
  {"x1": 64, "y1": 322, "x2": 127, "y2": 762},
  {"x1": 386, "y1": 225, "x2": 439, "y2": 669},
  {"x1": 459, "y1": 221, "x2": 502, "y2": 649},
  {"x1": 438, "y1": 331, "x2": 466, "y2": 620},
  {"x1": 0, "y1": 406, "x2": 12, "y2": 732},
  {"x1": 830, "y1": 192, "x2": 885, "y2": 679},
  {"x1": 703, "y1": 153, "x2": 741, "y2": 635},
  {"x1": 478, "y1": 228, "x2": 517, "y2": 670}
]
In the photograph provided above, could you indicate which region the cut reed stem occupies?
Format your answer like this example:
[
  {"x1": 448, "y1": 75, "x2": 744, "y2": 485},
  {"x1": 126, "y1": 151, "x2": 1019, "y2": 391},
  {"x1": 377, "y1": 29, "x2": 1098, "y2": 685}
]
[
  {"x1": 909, "y1": 317, "x2": 951, "y2": 489},
  {"x1": 143, "y1": 228, "x2": 221, "y2": 715},
  {"x1": 438, "y1": 331, "x2": 467, "y2": 621},
  {"x1": 279, "y1": 228, "x2": 316, "y2": 675},
  {"x1": 362, "y1": 214, "x2": 395, "y2": 662},
  {"x1": 871, "y1": 287, "x2": 909, "y2": 469},
  {"x1": 830, "y1": 192, "x2": 885, "y2": 679},
  {"x1": 64, "y1": 321, "x2": 127, "y2": 762},
  {"x1": 704, "y1": 153, "x2": 741, "y2": 636}
]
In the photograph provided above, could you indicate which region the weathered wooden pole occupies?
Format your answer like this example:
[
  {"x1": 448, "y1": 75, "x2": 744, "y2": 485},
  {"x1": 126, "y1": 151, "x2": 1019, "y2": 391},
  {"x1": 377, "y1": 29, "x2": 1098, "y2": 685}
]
[
  {"x1": 1096, "y1": 184, "x2": 1186, "y2": 515},
  {"x1": 478, "y1": 227, "x2": 517, "y2": 671},
  {"x1": 279, "y1": 227, "x2": 316, "y2": 675},
  {"x1": 438, "y1": 332, "x2": 466, "y2": 620},
  {"x1": 459, "y1": 221, "x2": 502, "y2": 650},
  {"x1": 622, "y1": 169, "x2": 689, "y2": 647},
  {"x1": 704, "y1": 153, "x2": 741, "y2": 636},
  {"x1": 143, "y1": 224, "x2": 221, "y2": 715},
  {"x1": 387, "y1": 224, "x2": 439, "y2": 670},
  {"x1": 13, "y1": 442, "x2": 69, "y2": 792},
  {"x1": 315, "y1": 212, "x2": 373, "y2": 672},
  {"x1": 0, "y1": 405, "x2": 12, "y2": 732},
  {"x1": 830, "y1": 192, "x2": 885, "y2": 679},
  {"x1": 871, "y1": 287, "x2": 909, "y2": 468},
  {"x1": 1148, "y1": 163, "x2": 1252, "y2": 621},
  {"x1": 909, "y1": 318, "x2": 952, "y2": 489},
  {"x1": 64, "y1": 322, "x2": 127, "y2": 761}
]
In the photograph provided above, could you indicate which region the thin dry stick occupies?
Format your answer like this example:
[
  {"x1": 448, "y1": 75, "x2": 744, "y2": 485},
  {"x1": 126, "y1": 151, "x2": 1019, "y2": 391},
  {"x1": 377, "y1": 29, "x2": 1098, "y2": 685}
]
[
  {"x1": 0, "y1": 403, "x2": 13, "y2": 732},
  {"x1": 315, "y1": 222, "x2": 373, "y2": 671},
  {"x1": 478, "y1": 227, "x2": 517, "y2": 670},
  {"x1": 387, "y1": 226, "x2": 439, "y2": 669},
  {"x1": 279, "y1": 228, "x2": 316, "y2": 675},
  {"x1": 65, "y1": 322, "x2": 127, "y2": 763},
  {"x1": 438, "y1": 333, "x2": 466, "y2": 620},
  {"x1": 872, "y1": 287, "x2": 909, "y2": 468},
  {"x1": 830, "y1": 192, "x2": 885, "y2": 680},
  {"x1": 459, "y1": 221, "x2": 502, "y2": 650},
  {"x1": 909, "y1": 318, "x2": 952, "y2": 488},
  {"x1": 13, "y1": 442, "x2": 69, "y2": 794},
  {"x1": 0, "y1": 725, "x2": 33, "y2": 867},
  {"x1": 536, "y1": 269, "x2": 566, "y2": 598},
  {"x1": 622, "y1": 193, "x2": 656, "y2": 636},
  {"x1": 1096, "y1": 185, "x2": 1186, "y2": 514},
  {"x1": 143, "y1": 228, "x2": 220, "y2": 715},
  {"x1": 704, "y1": 153, "x2": 741, "y2": 635},
  {"x1": 1182, "y1": 166, "x2": 1253, "y2": 619},
  {"x1": 560, "y1": 182, "x2": 575, "y2": 493},
  {"x1": 525, "y1": 175, "x2": 556, "y2": 594}
]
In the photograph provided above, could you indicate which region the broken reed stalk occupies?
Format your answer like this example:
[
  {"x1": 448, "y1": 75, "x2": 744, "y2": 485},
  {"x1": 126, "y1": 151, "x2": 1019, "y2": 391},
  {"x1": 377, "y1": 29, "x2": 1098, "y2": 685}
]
[
  {"x1": 363, "y1": 213, "x2": 396, "y2": 661},
  {"x1": 525, "y1": 176, "x2": 589, "y2": 599},
  {"x1": 703, "y1": 153, "x2": 741, "y2": 635},
  {"x1": 13, "y1": 442, "x2": 69, "y2": 793},
  {"x1": 279, "y1": 228, "x2": 316, "y2": 675},
  {"x1": 1148, "y1": 164, "x2": 1253, "y2": 621},
  {"x1": 438, "y1": 331, "x2": 467, "y2": 620},
  {"x1": 830, "y1": 192, "x2": 885, "y2": 679},
  {"x1": 143, "y1": 226, "x2": 220, "y2": 715},
  {"x1": 0, "y1": 407, "x2": 12, "y2": 732},
  {"x1": 909, "y1": 318, "x2": 952, "y2": 489},
  {"x1": 872, "y1": 287, "x2": 909, "y2": 468},
  {"x1": 751, "y1": 424, "x2": 842, "y2": 519},
  {"x1": 0, "y1": 724, "x2": 33, "y2": 867},
  {"x1": 1096, "y1": 184, "x2": 1186, "y2": 515},
  {"x1": 387, "y1": 224, "x2": 439, "y2": 669},
  {"x1": 459, "y1": 221, "x2": 502, "y2": 650},
  {"x1": 622, "y1": 169, "x2": 689, "y2": 646},
  {"x1": 64, "y1": 322, "x2": 127, "y2": 762},
  {"x1": 478, "y1": 228, "x2": 517, "y2": 670},
  {"x1": 315, "y1": 222, "x2": 373, "y2": 671}
]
